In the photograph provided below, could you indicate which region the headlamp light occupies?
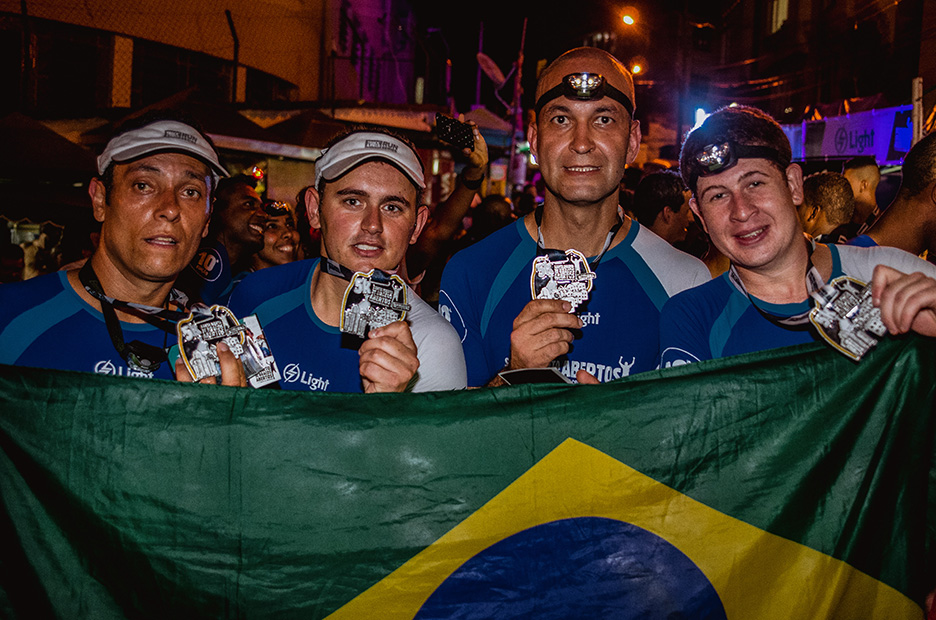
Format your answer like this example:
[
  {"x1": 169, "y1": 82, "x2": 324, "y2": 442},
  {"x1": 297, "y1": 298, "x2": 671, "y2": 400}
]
[
  {"x1": 534, "y1": 72, "x2": 635, "y2": 117},
  {"x1": 691, "y1": 141, "x2": 788, "y2": 179}
]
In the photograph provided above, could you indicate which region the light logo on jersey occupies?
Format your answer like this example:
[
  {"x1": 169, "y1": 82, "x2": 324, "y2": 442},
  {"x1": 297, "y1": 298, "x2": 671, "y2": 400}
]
[
  {"x1": 555, "y1": 355, "x2": 636, "y2": 383},
  {"x1": 94, "y1": 359, "x2": 154, "y2": 379},
  {"x1": 191, "y1": 248, "x2": 224, "y2": 282},
  {"x1": 580, "y1": 311, "x2": 600, "y2": 326},
  {"x1": 437, "y1": 290, "x2": 466, "y2": 343},
  {"x1": 659, "y1": 347, "x2": 700, "y2": 368},
  {"x1": 281, "y1": 363, "x2": 330, "y2": 391}
]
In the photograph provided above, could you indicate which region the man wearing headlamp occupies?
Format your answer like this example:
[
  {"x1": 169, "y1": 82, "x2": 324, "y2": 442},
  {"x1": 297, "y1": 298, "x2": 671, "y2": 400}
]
[
  {"x1": 659, "y1": 105, "x2": 936, "y2": 366},
  {"x1": 439, "y1": 47, "x2": 708, "y2": 386}
]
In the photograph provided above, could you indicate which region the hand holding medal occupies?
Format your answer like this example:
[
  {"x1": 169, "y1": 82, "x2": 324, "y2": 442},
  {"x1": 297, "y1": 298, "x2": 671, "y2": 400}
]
[
  {"x1": 531, "y1": 249, "x2": 596, "y2": 313},
  {"x1": 177, "y1": 305, "x2": 281, "y2": 387}
]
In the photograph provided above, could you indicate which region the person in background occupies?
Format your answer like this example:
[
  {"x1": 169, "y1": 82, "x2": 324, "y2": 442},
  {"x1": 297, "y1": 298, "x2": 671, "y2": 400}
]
[
  {"x1": 175, "y1": 173, "x2": 266, "y2": 304},
  {"x1": 842, "y1": 155, "x2": 881, "y2": 235},
  {"x1": 849, "y1": 132, "x2": 936, "y2": 260},
  {"x1": 796, "y1": 171, "x2": 855, "y2": 243},
  {"x1": 631, "y1": 170, "x2": 694, "y2": 247},
  {"x1": 251, "y1": 200, "x2": 300, "y2": 271},
  {"x1": 401, "y1": 121, "x2": 489, "y2": 301}
]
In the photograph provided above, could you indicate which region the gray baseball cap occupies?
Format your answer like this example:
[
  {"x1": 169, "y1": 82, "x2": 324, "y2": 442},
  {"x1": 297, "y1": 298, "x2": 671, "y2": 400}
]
[
  {"x1": 97, "y1": 120, "x2": 228, "y2": 179},
  {"x1": 314, "y1": 131, "x2": 425, "y2": 189}
]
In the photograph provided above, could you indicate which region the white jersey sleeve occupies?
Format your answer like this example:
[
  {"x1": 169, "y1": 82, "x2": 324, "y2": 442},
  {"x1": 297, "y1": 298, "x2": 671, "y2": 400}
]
[{"x1": 406, "y1": 290, "x2": 468, "y2": 392}]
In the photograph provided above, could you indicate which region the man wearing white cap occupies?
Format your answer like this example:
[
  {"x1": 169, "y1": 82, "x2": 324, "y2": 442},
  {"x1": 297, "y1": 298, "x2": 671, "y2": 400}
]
[
  {"x1": 228, "y1": 128, "x2": 466, "y2": 393},
  {"x1": 0, "y1": 113, "x2": 243, "y2": 384}
]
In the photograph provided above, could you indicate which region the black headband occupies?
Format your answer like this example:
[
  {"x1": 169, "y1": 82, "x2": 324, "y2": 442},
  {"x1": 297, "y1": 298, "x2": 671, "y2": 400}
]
[
  {"x1": 687, "y1": 141, "x2": 790, "y2": 192},
  {"x1": 534, "y1": 73, "x2": 635, "y2": 117}
]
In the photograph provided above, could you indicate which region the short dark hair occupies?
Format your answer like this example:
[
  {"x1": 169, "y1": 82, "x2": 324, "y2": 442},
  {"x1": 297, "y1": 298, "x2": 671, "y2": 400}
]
[
  {"x1": 842, "y1": 156, "x2": 878, "y2": 173},
  {"x1": 632, "y1": 171, "x2": 686, "y2": 227},
  {"x1": 802, "y1": 171, "x2": 854, "y2": 227},
  {"x1": 206, "y1": 174, "x2": 259, "y2": 239},
  {"x1": 679, "y1": 105, "x2": 792, "y2": 195},
  {"x1": 316, "y1": 126, "x2": 423, "y2": 195},
  {"x1": 897, "y1": 131, "x2": 936, "y2": 198},
  {"x1": 99, "y1": 110, "x2": 219, "y2": 200},
  {"x1": 214, "y1": 174, "x2": 258, "y2": 212}
]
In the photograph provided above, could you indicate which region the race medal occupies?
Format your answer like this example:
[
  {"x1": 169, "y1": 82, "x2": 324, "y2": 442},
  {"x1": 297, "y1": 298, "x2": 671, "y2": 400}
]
[
  {"x1": 530, "y1": 249, "x2": 596, "y2": 313},
  {"x1": 340, "y1": 269, "x2": 410, "y2": 338},
  {"x1": 808, "y1": 275, "x2": 886, "y2": 361},
  {"x1": 177, "y1": 305, "x2": 281, "y2": 387}
]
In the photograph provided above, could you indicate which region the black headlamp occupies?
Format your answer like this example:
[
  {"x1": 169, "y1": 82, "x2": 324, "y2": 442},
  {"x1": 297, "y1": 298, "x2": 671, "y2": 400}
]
[
  {"x1": 263, "y1": 200, "x2": 295, "y2": 223},
  {"x1": 688, "y1": 141, "x2": 790, "y2": 193},
  {"x1": 534, "y1": 73, "x2": 635, "y2": 117}
]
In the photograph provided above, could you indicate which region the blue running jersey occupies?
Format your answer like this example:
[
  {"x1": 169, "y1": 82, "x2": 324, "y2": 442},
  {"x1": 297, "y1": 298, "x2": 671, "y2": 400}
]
[
  {"x1": 659, "y1": 244, "x2": 936, "y2": 366},
  {"x1": 228, "y1": 259, "x2": 466, "y2": 393},
  {"x1": 439, "y1": 218, "x2": 710, "y2": 386},
  {"x1": 0, "y1": 271, "x2": 175, "y2": 380}
]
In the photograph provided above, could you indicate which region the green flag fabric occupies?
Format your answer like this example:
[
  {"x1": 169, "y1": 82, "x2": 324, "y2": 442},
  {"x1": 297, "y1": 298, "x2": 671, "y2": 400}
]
[{"x1": 0, "y1": 336, "x2": 934, "y2": 618}]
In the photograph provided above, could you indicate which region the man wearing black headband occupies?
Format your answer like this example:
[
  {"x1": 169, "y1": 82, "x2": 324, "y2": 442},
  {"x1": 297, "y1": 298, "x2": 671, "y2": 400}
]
[
  {"x1": 0, "y1": 113, "x2": 244, "y2": 385},
  {"x1": 439, "y1": 47, "x2": 709, "y2": 387},
  {"x1": 659, "y1": 105, "x2": 936, "y2": 366}
]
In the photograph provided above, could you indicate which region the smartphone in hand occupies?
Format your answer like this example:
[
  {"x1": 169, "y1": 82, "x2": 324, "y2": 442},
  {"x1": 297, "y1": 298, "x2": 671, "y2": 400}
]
[{"x1": 435, "y1": 113, "x2": 475, "y2": 152}]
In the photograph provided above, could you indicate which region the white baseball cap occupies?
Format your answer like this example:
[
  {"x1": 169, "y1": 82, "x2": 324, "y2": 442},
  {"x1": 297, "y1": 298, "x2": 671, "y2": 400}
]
[
  {"x1": 97, "y1": 120, "x2": 229, "y2": 179},
  {"x1": 314, "y1": 131, "x2": 425, "y2": 189}
]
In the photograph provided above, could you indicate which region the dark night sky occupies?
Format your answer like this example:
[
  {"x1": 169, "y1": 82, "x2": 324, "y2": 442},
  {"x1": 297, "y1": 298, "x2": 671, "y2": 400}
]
[
  {"x1": 410, "y1": 1, "x2": 623, "y2": 114},
  {"x1": 408, "y1": 0, "x2": 721, "y2": 123}
]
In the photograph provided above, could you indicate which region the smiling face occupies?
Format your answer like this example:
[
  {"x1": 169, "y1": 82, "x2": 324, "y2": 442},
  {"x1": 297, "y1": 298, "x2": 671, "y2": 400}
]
[
  {"x1": 215, "y1": 181, "x2": 265, "y2": 250},
  {"x1": 306, "y1": 160, "x2": 428, "y2": 275},
  {"x1": 691, "y1": 158, "x2": 805, "y2": 274},
  {"x1": 253, "y1": 214, "x2": 299, "y2": 269},
  {"x1": 529, "y1": 52, "x2": 641, "y2": 209},
  {"x1": 91, "y1": 152, "x2": 211, "y2": 285}
]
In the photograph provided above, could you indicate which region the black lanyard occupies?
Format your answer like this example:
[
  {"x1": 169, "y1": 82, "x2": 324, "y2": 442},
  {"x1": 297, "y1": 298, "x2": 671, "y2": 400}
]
[
  {"x1": 727, "y1": 240, "x2": 825, "y2": 328},
  {"x1": 534, "y1": 204, "x2": 624, "y2": 271},
  {"x1": 78, "y1": 261, "x2": 190, "y2": 372},
  {"x1": 322, "y1": 258, "x2": 396, "y2": 285}
]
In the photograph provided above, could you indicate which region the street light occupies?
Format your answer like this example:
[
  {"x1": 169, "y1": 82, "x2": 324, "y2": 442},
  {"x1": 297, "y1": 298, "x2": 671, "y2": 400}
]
[
  {"x1": 630, "y1": 56, "x2": 647, "y2": 76},
  {"x1": 621, "y1": 6, "x2": 640, "y2": 26}
]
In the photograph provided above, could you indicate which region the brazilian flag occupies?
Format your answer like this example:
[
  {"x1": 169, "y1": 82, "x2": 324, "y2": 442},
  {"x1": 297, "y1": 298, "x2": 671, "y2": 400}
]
[{"x1": 0, "y1": 337, "x2": 933, "y2": 618}]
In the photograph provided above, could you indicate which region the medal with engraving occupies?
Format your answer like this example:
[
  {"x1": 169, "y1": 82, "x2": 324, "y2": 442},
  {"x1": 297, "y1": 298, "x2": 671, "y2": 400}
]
[
  {"x1": 340, "y1": 269, "x2": 410, "y2": 338},
  {"x1": 530, "y1": 248, "x2": 596, "y2": 313},
  {"x1": 808, "y1": 275, "x2": 886, "y2": 361},
  {"x1": 177, "y1": 305, "x2": 281, "y2": 387}
]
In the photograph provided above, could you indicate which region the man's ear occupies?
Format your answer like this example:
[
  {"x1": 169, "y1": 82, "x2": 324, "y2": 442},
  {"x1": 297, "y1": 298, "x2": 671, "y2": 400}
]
[
  {"x1": 688, "y1": 196, "x2": 708, "y2": 234},
  {"x1": 625, "y1": 120, "x2": 642, "y2": 165},
  {"x1": 89, "y1": 178, "x2": 108, "y2": 223},
  {"x1": 785, "y1": 163, "x2": 805, "y2": 206},
  {"x1": 660, "y1": 205, "x2": 676, "y2": 224},
  {"x1": 527, "y1": 119, "x2": 539, "y2": 164},
  {"x1": 306, "y1": 187, "x2": 322, "y2": 230},
  {"x1": 410, "y1": 205, "x2": 430, "y2": 245}
]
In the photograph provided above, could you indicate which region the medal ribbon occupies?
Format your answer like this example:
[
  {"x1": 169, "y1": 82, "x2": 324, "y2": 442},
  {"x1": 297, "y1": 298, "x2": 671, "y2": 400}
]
[
  {"x1": 534, "y1": 204, "x2": 624, "y2": 271},
  {"x1": 78, "y1": 261, "x2": 193, "y2": 371},
  {"x1": 323, "y1": 258, "x2": 396, "y2": 284},
  {"x1": 726, "y1": 239, "x2": 825, "y2": 328}
]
